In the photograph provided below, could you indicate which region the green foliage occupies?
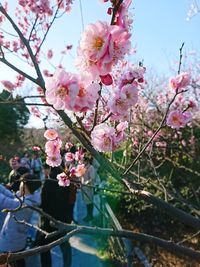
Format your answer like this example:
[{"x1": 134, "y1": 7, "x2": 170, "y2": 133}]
[{"x1": 0, "y1": 91, "x2": 30, "y2": 141}]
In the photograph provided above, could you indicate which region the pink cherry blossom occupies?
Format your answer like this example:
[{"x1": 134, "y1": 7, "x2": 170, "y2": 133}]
[
  {"x1": 57, "y1": 172, "x2": 70, "y2": 187},
  {"x1": 46, "y1": 154, "x2": 62, "y2": 167},
  {"x1": 75, "y1": 149, "x2": 85, "y2": 162},
  {"x1": 91, "y1": 123, "x2": 116, "y2": 152},
  {"x1": 76, "y1": 21, "x2": 131, "y2": 79},
  {"x1": 100, "y1": 74, "x2": 113, "y2": 85},
  {"x1": 74, "y1": 164, "x2": 86, "y2": 177},
  {"x1": 166, "y1": 110, "x2": 192, "y2": 129},
  {"x1": 116, "y1": 121, "x2": 128, "y2": 132},
  {"x1": 65, "y1": 142, "x2": 73, "y2": 151},
  {"x1": 44, "y1": 129, "x2": 59, "y2": 140},
  {"x1": 118, "y1": 65, "x2": 145, "y2": 89},
  {"x1": 45, "y1": 68, "x2": 79, "y2": 110},
  {"x1": 1, "y1": 80, "x2": 16, "y2": 92},
  {"x1": 108, "y1": 93, "x2": 129, "y2": 114},
  {"x1": 169, "y1": 72, "x2": 191, "y2": 91},
  {"x1": 65, "y1": 152, "x2": 75, "y2": 162},
  {"x1": 47, "y1": 49, "x2": 53, "y2": 59},
  {"x1": 121, "y1": 84, "x2": 138, "y2": 105},
  {"x1": 73, "y1": 80, "x2": 100, "y2": 112},
  {"x1": 45, "y1": 139, "x2": 62, "y2": 156}
]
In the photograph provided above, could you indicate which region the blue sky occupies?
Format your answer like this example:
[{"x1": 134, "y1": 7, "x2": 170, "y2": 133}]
[
  {"x1": 0, "y1": 0, "x2": 200, "y2": 127},
  {"x1": 45, "y1": 0, "x2": 200, "y2": 75},
  {"x1": 0, "y1": 0, "x2": 199, "y2": 79}
]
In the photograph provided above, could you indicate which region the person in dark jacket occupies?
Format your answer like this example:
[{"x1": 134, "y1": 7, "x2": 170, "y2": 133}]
[{"x1": 35, "y1": 164, "x2": 72, "y2": 267}]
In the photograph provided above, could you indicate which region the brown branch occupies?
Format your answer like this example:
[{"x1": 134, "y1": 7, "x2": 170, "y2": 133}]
[
  {"x1": 0, "y1": 57, "x2": 38, "y2": 85},
  {"x1": 0, "y1": 100, "x2": 51, "y2": 107},
  {"x1": 1, "y1": 219, "x2": 200, "y2": 263},
  {"x1": 122, "y1": 178, "x2": 200, "y2": 230},
  {"x1": 178, "y1": 42, "x2": 184, "y2": 75},
  {"x1": 0, "y1": 4, "x2": 45, "y2": 89},
  {"x1": 1, "y1": 229, "x2": 80, "y2": 263},
  {"x1": 123, "y1": 90, "x2": 184, "y2": 175},
  {"x1": 111, "y1": 0, "x2": 124, "y2": 25}
]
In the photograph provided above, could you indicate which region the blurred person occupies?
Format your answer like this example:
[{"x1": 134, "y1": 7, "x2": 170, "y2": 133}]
[
  {"x1": 30, "y1": 152, "x2": 43, "y2": 179},
  {"x1": 34, "y1": 163, "x2": 72, "y2": 267},
  {"x1": 7, "y1": 156, "x2": 30, "y2": 192},
  {"x1": 81, "y1": 156, "x2": 95, "y2": 222},
  {"x1": 0, "y1": 173, "x2": 41, "y2": 267},
  {"x1": 20, "y1": 151, "x2": 31, "y2": 170}
]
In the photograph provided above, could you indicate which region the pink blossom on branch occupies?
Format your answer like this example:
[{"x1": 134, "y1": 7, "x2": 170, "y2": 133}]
[
  {"x1": 45, "y1": 69, "x2": 100, "y2": 112},
  {"x1": 46, "y1": 154, "x2": 62, "y2": 167},
  {"x1": 57, "y1": 172, "x2": 70, "y2": 187},
  {"x1": 73, "y1": 164, "x2": 86, "y2": 177},
  {"x1": 100, "y1": 74, "x2": 113, "y2": 85},
  {"x1": 91, "y1": 123, "x2": 116, "y2": 152},
  {"x1": 169, "y1": 72, "x2": 191, "y2": 91},
  {"x1": 76, "y1": 21, "x2": 131, "y2": 79},
  {"x1": 45, "y1": 139, "x2": 62, "y2": 156},
  {"x1": 45, "y1": 68, "x2": 79, "y2": 110},
  {"x1": 166, "y1": 110, "x2": 192, "y2": 129},
  {"x1": 65, "y1": 152, "x2": 75, "y2": 162},
  {"x1": 1, "y1": 80, "x2": 16, "y2": 92},
  {"x1": 44, "y1": 129, "x2": 59, "y2": 141}
]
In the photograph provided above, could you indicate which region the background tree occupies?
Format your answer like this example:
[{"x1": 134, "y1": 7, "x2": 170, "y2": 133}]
[{"x1": 0, "y1": 90, "x2": 30, "y2": 141}]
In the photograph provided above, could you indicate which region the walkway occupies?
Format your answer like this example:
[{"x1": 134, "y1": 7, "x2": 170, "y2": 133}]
[{"x1": 25, "y1": 190, "x2": 103, "y2": 267}]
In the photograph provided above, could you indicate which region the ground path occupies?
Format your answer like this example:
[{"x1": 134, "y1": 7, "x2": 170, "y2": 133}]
[{"x1": 26, "y1": 190, "x2": 103, "y2": 267}]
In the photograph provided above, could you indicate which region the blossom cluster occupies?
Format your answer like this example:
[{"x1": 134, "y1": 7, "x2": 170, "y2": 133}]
[
  {"x1": 44, "y1": 130, "x2": 86, "y2": 186},
  {"x1": 45, "y1": 69, "x2": 100, "y2": 112}
]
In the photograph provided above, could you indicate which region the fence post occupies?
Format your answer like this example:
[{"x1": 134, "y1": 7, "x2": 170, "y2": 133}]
[{"x1": 100, "y1": 194, "x2": 107, "y2": 228}]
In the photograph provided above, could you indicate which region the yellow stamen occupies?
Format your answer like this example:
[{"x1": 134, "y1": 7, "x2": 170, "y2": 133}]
[{"x1": 94, "y1": 37, "x2": 104, "y2": 50}]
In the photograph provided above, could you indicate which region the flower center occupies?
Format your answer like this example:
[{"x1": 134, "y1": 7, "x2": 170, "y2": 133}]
[
  {"x1": 94, "y1": 37, "x2": 104, "y2": 50},
  {"x1": 78, "y1": 86, "x2": 86, "y2": 97},
  {"x1": 56, "y1": 86, "x2": 68, "y2": 99}
]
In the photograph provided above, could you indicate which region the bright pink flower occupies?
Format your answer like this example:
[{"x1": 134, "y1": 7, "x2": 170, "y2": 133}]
[
  {"x1": 47, "y1": 49, "x2": 53, "y2": 59},
  {"x1": 76, "y1": 21, "x2": 131, "y2": 79},
  {"x1": 45, "y1": 68, "x2": 79, "y2": 110},
  {"x1": 73, "y1": 80, "x2": 100, "y2": 112},
  {"x1": 75, "y1": 149, "x2": 85, "y2": 162},
  {"x1": 46, "y1": 154, "x2": 62, "y2": 167},
  {"x1": 65, "y1": 152, "x2": 75, "y2": 162},
  {"x1": 44, "y1": 129, "x2": 59, "y2": 140},
  {"x1": 74, "y1": 164, "x2": 86, "y2": 177},
  {"x1": 121, "y1": 84, "x2": 138, "y2": 105},
  {"x1": 100, "y1": 74, "x2": 113, "y2": 85},
  {"x1": 1, "y1": 80, "x2": 16, "y2": 92},
  {"x1": 65, "y1": 142, "x2": 73, "y2": 151},
  {"x1": 91, "y1": 123, "x2": 116, "y2": 152},
  {"x1": 166, "y1": 110, "x2": 192, "y2": 129},
  {"x1": 169, "y1": 72, "x2": 191, "y2": 91},
  {"x1": 108, "y1": 93, "x2": 129, "y2": 114},
  {"x1": 45, "y1": 139, "x2": 62, "y2": 156},
  {"x1": 57, "y1": 172, "x2": 70, "y2": 187}
]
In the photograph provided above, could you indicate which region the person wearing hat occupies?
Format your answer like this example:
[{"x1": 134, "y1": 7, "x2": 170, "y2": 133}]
[{"x1": 0, "y1": 173, "x2": 41, "y2": 267}]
